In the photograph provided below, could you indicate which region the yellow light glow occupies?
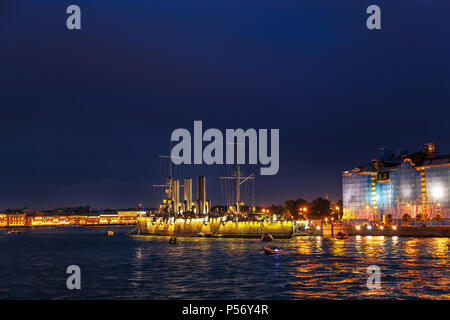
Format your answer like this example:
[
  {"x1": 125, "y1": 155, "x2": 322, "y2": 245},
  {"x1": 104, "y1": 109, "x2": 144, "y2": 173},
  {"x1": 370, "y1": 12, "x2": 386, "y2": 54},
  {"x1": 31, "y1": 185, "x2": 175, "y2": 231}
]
[
  {"x1": 356, "y1": 225, "x2": 361, "y2": 230},
  {"x1": 316, "y1": 226, "x2": 321, "y2": 230},
  {"x1": 380, "y1": 226, "x2": 384, "y2": 230},
  {"x1": 392, "y1": 226, "x2": 397, "y2": 230}
]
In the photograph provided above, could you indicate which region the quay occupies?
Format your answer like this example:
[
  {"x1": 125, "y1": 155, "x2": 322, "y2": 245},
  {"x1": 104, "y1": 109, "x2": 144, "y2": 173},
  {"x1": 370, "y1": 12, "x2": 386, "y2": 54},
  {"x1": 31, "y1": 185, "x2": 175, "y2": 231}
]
[{"x1": 302, "y1": 224, "x2": 450, "y2": 237}]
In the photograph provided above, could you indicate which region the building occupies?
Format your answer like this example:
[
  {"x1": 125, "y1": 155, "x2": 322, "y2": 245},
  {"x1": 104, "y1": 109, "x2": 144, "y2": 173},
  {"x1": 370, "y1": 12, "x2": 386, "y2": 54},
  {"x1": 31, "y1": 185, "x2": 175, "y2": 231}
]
[{"x1": 342, "y1": 143, "x2": 450, "y2": 223}]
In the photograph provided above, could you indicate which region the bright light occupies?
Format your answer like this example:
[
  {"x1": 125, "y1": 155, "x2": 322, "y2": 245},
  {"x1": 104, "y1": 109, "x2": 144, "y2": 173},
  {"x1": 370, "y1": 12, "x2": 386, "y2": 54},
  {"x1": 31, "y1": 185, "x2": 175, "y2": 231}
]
[
  {"x1": 367, "y1": 225, "x2": 372, "y2": 230},
  {"x1": 393, "y1": 236, "x2": 398, "y2": 240},
  {"x1": 356, "y1": 235, "x2": 361, "y2": 240},
  {"x1": 392, "y1": 226, "x2": 397, "y2": 230},
  {"x1": 366, "y1": 205, "x2": 370, "y2": 209},
  {"x1": 356, "y1": 225, "x2": 361, "y2": 230},
  {"x1": 367, "y1": 235, "x2": 372, "y2": 239},
  {"x1": 316, "y1": 226, "x2": 321, "y2": 230},
  {"x1": 379, "y1": 226, "x2": 384, "y2": 230},
  {"x1": 432, "y1": 186, "x2": 444, "y2": 199},
  {"x1": 335, "y1": 206, "x2": 339, "y2": 211}
]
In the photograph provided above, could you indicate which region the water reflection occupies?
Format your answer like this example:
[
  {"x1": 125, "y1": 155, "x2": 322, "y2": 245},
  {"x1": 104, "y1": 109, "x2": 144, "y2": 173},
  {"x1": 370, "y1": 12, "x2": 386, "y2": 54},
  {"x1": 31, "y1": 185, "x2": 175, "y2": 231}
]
[
  {"x1": 288, "y1": 235, "x2": 449, "y2": 299},
  {"x1": 0, "y1": 228, "x2": 448, "y2": 299}
]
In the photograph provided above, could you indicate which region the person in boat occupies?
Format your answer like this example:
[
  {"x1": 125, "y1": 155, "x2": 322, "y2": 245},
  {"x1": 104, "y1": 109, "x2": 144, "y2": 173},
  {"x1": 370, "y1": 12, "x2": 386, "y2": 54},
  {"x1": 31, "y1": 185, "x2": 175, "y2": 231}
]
[
  {"x1": 261, "y1": 233, "x2": 273, "y2": 242},
  {"x1": 169, "y1": 237, "x2": 178, "y2": 244}
]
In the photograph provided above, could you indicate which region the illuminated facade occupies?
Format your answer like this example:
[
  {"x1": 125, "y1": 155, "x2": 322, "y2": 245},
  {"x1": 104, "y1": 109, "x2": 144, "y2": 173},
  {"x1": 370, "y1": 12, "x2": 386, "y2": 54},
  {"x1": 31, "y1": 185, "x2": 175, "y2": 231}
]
[
  {"x1": 0, "y1": 213, "x2": 139, "y2": 227},
  {"x1": 342, "y1": 143, "x2": 450, "y2": 223}
]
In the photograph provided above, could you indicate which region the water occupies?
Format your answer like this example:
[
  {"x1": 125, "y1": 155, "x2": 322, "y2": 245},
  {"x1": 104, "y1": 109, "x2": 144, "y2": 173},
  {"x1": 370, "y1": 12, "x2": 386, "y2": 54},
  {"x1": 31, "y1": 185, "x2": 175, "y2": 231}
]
[{"x1": 0, "y1": 227, "x2": 449, "y2": 299}]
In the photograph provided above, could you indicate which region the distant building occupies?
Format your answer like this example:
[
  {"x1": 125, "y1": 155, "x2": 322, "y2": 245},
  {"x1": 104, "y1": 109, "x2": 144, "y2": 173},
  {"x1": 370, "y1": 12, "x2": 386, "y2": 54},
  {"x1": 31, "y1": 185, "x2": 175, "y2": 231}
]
[
  {"x1": 0, "y1": 212, "x2": 27, "y2": 227},
  {"x1": 342, "y1": 143, "x2": 450, "y2": 223}
]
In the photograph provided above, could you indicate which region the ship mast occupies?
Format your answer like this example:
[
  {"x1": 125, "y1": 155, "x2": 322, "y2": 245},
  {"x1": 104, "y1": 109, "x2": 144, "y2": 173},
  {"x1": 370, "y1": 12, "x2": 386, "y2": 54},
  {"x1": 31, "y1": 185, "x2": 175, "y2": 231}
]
[
  {"x1": 220, "y1": 165, "x2": 254, "y2": 215},
  {"x1": 152, "y1": 151, "x2": 183, "y2": 214}
]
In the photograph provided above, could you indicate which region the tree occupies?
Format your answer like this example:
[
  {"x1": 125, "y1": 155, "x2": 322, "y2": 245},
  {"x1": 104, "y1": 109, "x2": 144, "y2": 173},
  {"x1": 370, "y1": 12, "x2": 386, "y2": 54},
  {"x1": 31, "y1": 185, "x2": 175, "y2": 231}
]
[
  {"x1": 284, "y1": 200, "x2": 296, "y2": 219},
  {"x1": 269, "y1": 205, "x2": 283, "y2": 215},
  {"x1": 401, "y1": 214, "x2": 411, "y2": 225},
  {"x1": 310, "y1": 197, "x2": 331, "y2": 218},
  {"x1": 386, "y1": 214, "x2": 393, "y2": 225}
]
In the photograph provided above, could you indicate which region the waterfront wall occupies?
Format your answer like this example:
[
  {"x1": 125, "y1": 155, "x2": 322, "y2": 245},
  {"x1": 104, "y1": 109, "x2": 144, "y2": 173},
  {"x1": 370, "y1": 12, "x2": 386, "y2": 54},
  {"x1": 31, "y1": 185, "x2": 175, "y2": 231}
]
[
  {"x1": 137, "y1": 217, "x2": 294, "y2": 238},
  {"x1": 319, "y1": 225, "x2": 450, "y2": 237}
]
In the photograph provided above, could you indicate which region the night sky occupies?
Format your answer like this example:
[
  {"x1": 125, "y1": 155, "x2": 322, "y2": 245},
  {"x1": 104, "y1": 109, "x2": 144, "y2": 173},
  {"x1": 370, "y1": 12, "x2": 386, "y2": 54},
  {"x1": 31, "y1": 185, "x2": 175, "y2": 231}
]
[{"x1": 0, "y1": 1, "x2": 449, "y2": 209}]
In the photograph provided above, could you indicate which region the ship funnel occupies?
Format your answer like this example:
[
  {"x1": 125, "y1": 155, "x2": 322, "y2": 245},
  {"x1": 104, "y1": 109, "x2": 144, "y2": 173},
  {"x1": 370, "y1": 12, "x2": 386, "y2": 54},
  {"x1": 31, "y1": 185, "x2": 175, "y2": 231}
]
[
  {"x1": 197, "y1": 176, "x2": 206, "y2": 214},
  {"x1": 171, "y1": 179, "x2": 180, "y2": 213},
  {"x1": 184, "y1": 178, "x2": 192, "y2": 212}
]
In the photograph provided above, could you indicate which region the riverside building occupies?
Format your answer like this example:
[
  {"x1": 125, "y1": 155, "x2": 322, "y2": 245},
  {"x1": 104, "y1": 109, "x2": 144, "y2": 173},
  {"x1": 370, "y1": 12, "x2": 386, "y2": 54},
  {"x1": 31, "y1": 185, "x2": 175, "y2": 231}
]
[{"x1": 342, "y1": 143, "x2": 450, "y2": 224}]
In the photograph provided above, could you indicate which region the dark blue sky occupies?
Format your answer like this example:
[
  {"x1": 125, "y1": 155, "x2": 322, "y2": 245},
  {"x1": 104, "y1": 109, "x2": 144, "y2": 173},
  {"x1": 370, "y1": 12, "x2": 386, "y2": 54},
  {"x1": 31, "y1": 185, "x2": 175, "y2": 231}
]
[{"x1": 0, "y1": 1, "x2": 449, "y2": 209}]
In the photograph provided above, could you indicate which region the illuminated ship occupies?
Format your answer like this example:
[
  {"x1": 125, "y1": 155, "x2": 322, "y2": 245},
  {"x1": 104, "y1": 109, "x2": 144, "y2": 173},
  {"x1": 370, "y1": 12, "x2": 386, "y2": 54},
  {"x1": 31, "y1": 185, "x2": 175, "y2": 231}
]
[{"x1": 137, "y1": 159, "x2": 293, "y2": 238}]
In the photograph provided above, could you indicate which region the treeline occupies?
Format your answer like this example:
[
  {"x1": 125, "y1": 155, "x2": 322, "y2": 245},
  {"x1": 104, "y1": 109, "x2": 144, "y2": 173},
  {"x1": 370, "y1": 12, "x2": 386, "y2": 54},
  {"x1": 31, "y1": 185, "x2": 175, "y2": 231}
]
[{"x1": 269, "y1": 198, "x2": 343, "y2": 220}]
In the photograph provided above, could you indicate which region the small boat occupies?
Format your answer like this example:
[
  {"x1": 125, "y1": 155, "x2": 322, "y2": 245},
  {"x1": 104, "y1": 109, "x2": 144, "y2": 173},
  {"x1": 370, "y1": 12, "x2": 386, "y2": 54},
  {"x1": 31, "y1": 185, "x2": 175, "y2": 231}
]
[
  {"x1": 261, "y1": 233, "x2": 274, "y2": 242},
  {"x1": 336, "y1": 231, "x2": 348, "y2": 239},
  {"x1": 106, "y1": 230, "x2": 114, "y2": 236},
  {"x1": 169, "y1": 237, "x2": 179, "y2": 244},
  {"x1": 8, "y1": 229, "x2": 24, "y2": 234},
  {"x1": 263, "y1": 246, "x2": 283, "y2": 255}
]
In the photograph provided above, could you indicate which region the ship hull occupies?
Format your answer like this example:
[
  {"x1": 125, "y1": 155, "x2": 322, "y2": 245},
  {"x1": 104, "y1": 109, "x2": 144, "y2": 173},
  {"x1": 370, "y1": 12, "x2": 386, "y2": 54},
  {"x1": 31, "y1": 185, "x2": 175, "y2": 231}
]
[{"x1": 137, "y1": 217, "x2": 294, "y2": 238}]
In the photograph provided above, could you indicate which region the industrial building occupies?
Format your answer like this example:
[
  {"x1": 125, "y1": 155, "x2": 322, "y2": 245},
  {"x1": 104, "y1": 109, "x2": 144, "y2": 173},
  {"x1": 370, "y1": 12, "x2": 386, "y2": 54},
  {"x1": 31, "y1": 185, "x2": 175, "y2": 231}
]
[{"x1": 342, "y1": 143, "x2": 450, "y2": 224}]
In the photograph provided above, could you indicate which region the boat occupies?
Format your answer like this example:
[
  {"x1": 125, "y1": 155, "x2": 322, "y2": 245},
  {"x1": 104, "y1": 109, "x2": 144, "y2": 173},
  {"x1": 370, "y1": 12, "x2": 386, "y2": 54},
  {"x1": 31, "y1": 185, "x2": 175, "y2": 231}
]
[
  {"x1": 138, "y1": 161, "x2": 294, "y2": 238},
  {"x1": 336, "y1": 231, "x2": 348, "y2": 239},
  {"x1": 263, "y1": 246, "x2": 283, "y2": 255},
  {"x1": 7, "y1": 229, "x2": 24, "y2": 234},
  {"x1": 168, "y1": 237, "x2": 179, "y2": 244},
  {"x1": 261, "y1": 233, "x2": 273, "y2": 241}
]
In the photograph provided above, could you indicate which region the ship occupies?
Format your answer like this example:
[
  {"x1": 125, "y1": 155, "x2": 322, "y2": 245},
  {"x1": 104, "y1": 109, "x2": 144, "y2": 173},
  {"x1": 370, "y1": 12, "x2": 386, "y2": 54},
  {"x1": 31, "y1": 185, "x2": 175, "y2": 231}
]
[{"x1": 137, "y1": 158, "x2": 293, "y2": 238}]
